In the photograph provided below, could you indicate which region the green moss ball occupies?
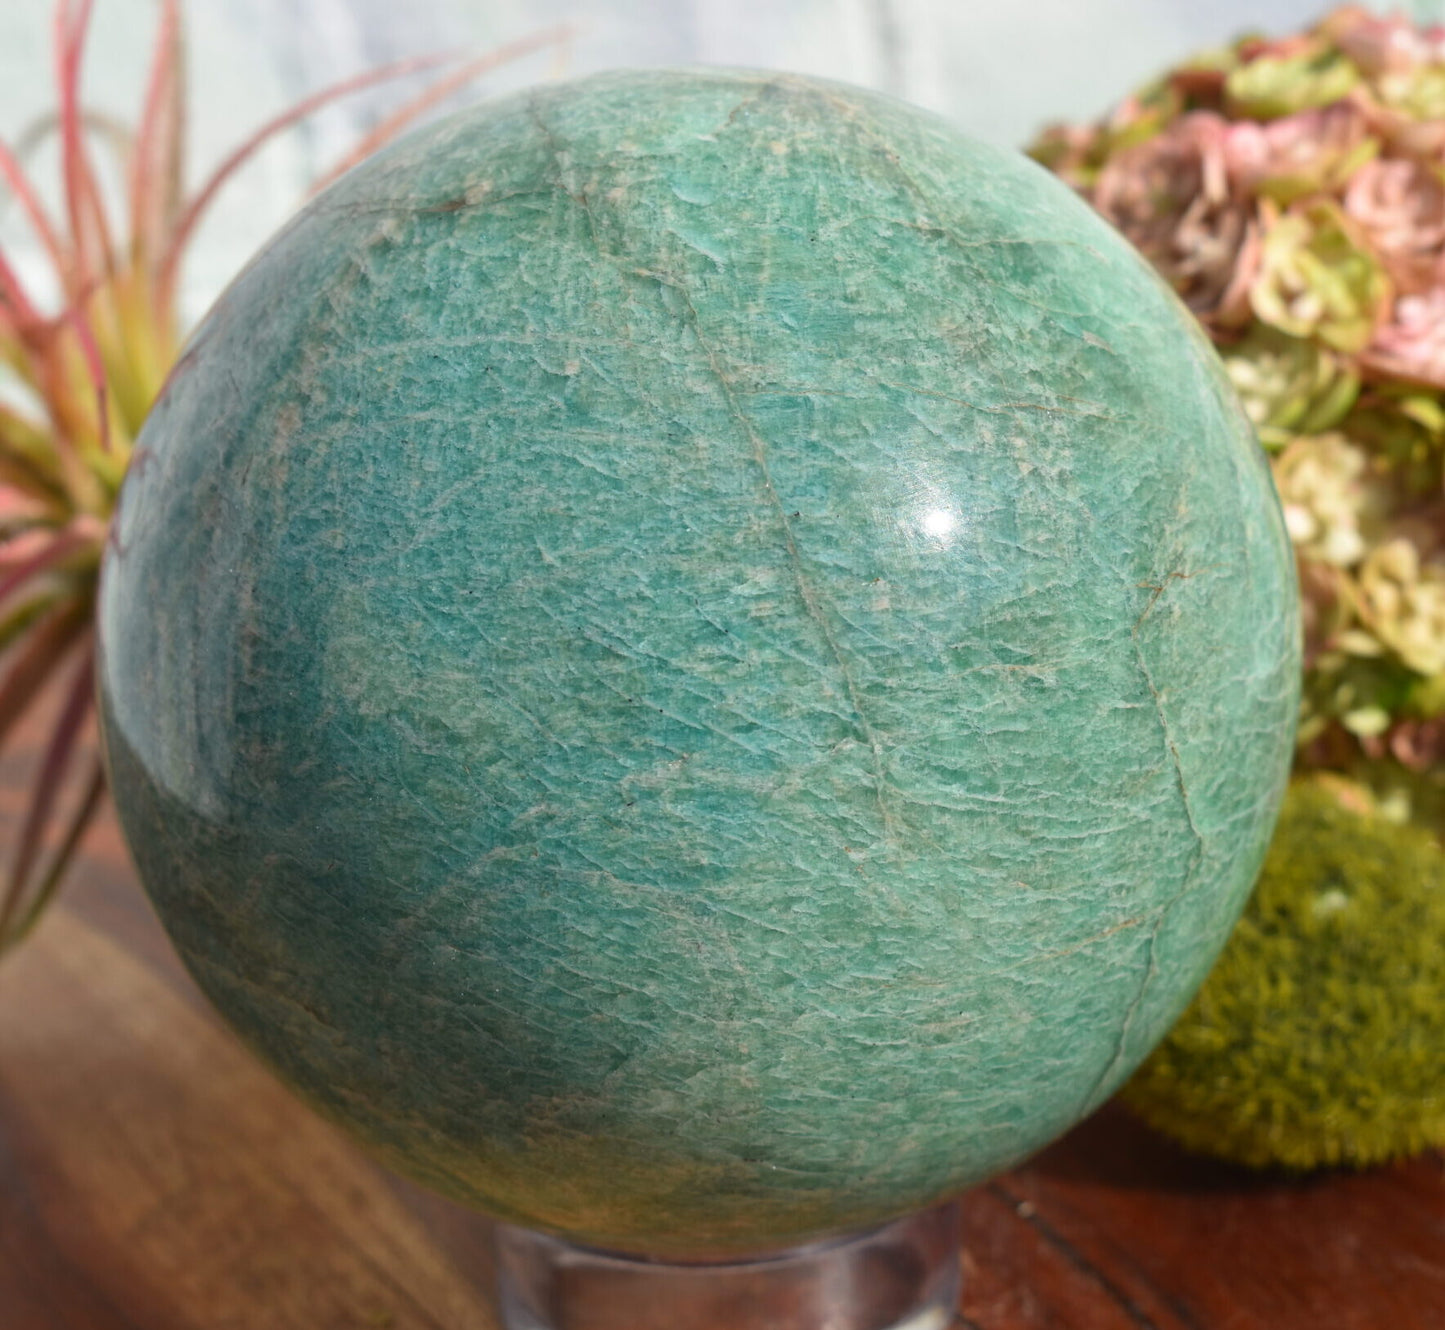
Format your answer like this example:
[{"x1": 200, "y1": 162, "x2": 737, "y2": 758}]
[{"x1": 1122, "y1": 780, "x2": 1445, "y2": 1170}]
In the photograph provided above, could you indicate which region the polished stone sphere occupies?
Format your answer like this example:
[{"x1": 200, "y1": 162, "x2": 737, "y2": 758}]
[{"x1": 97, "y1": 68, "x2": 1299, "y2": 1254}]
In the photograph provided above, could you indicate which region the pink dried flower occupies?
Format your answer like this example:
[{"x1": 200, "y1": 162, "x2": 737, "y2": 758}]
[
  {"x1": 1390, "y1": 718, "x2": 1445, "y2": 771},
  {"x1": 1224, "y1": 101, "x2": 1378, "y2": 203},
  {"x1": 1093, "y1": 112, "x2": 1259, "y2": 324},
  {"x1": 1104, "y1": 84, "x2": 1172, "y2": 142},
  {"x1": 1333, "y1": 7, "x2": 1445, "y2": 124},
  {"x1": 1329, "y1": 8, "x2": 1441, "y2": 78},
  {"x1": 1361, "y1": 288, "x2": 1445, "y2": 388},
  {"x1": 1345, "y1": 157, "x2": 1445, "y2": 295}
]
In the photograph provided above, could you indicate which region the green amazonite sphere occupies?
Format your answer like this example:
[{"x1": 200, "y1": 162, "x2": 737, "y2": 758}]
[{"x1": 97, "y1": 69, "x2": 1299, "y2": 1253}]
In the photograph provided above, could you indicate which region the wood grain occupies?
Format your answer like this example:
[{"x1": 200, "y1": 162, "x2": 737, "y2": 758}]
[{"x1": 1, "y1": 810, "x2": 1442, "y2": 1328}]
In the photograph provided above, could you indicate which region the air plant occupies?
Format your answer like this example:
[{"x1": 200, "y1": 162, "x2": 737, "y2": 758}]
[{"x1": 0, "y1": 0, "x2": 566, "y2": 955}]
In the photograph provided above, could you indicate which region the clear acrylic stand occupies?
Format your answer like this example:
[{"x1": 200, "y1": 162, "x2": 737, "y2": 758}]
[{"x1": 493, "y1": 1199, "x2": 962, "y2": 1330}]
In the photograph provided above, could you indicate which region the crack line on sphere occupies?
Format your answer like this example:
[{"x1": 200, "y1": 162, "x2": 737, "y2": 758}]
[{"x1": 667, "y1": 281, "x2": 902, "y2": 847}]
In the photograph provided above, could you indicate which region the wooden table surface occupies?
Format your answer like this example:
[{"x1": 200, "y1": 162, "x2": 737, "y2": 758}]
[{"x1": 2, "y1": 801, "x2": 1443, "y2": 1329}]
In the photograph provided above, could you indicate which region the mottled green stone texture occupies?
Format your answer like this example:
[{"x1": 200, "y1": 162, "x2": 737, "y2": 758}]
[{"x1": 97, "y1": 69, "x2": 1300, "y2": 1253}]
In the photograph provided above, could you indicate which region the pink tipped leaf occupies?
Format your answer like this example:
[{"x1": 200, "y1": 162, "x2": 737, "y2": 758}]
[
  {"x1": 0, "y1": 593, "x2": 65, "y2": 660},
  {"x1": 58, "y1": 303, "x2": 113, "y2": 453},
  {"x1": 0, "y1": 407, "x2": 70, "y2": 508},
  {"x1": 156, "y1": 26, "x2": 568, "y2": 312},
  {"x1": 7, "y1": 756, "x2": 105, "y2": 945},
  {"x1": 309, "y1": 24, "x2": 574, "y2": 194},
  {"x1": 128, "y1": 0, "x2": 185, "y2": 270},
  {"x1": 155, "y1": 45, "x2": 468, "y2": 311},
  {"x1": 0, "y1": 640, "x2": 95, "y2": 935},
  {"x1": 54, "y1": 0, "x2": 117, "y2": 296},
  {"x1": 0, "y1": 524, "x2": 95, "y2": 611},
  {"x1": 0, "y1": 137, "x2": 68, "y2": 277},
  {"x1": 0, "y1": 241, "x2": 49, "y2": 340},
  {"x1": 0, "y1": 483, "x2": 55, "y2": 530},
  {"x1": 0, "y1": 598, "x2": 87, "y2": 754}
]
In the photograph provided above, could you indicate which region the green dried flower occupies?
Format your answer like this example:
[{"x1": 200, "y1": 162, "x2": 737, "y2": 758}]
[
  {"x1": 1301, "y1": 644, "x2": 1416, "y2": 746},
  {"x1": 1230, "y1": 105, "x2": 1378, "y2": 207},
  {"x1": 1225, "y1": 42, "x2": 1360, "y2": 120},
  {"x1": 1343, "y1": 391, "x2": 1444, "y2": 498},
  {"x1": 1122, "y1": 779, "x2": 1445, "y2": 1170},
  {"x1": 1406, "y1": 669, "x2": 1445, "y2": 719},
  {"x1": 1273, "y1": 432, "x2": 1382, "y2": 567},
  {"x1": 1404, "y1": 670, "x2": 1445, "y2": 731},
  {"x1": 1222, "y1": 328, "x2": 1360, "y2": 445},
  {"x1": 1250, "y1": 199, "x2": 1390, "y2": 352},
  {"x1": 1376, "y1": 63, "x2": 1445, "y2": 121},
  {"x1": 1355, "y1": 537, "x2": 1445, "y2": 677},
  {"x1": 1025, "y1": 122, "x2": 1103, "y2": 187}
]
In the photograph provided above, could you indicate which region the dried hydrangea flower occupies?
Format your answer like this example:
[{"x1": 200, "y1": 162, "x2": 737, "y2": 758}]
[
  {"x1": 1356, "y1": 537, "x2": 1445, "y2": 676},
  {"x1": 1093, "y1": 112, "x2": 1258, "y2": 323},
  {"x1": 1225, "y1": 39, "x2": 1360, "y2": 119},
  {"x1": 1328, "y1": 7, "x2": 1443, "y2": 78},
  {"x1": 1251, "y1": 199, "x2": 1390, "y2": 351},
  {"x1": 1026, "y1": 122, "x2": 1102, "y2": 189},
  {"x1": 1033, "y1": 6, "x2": 1445, "y2": 775},
  {"x1": 1360, "y1": 287, "x2": 1445, "y2": 387},
  {"x1": 1224, "y1": 101, "x2": 1378, "y2": 204},
  {"x1": 1273, "y1": 432, "x2": 1381, "y2": 567},
  {"x1": 1222, "y1": 327, "x2": 1360, "y2": 444},
  {"x1": 1344, "y1": 156, "x2": 1445, "y2": 294}
]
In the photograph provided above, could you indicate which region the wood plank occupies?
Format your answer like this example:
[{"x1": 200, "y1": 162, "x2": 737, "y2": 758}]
[
  {"x1": 991, "y1": 1107, "x2": 1445, "y2": 1330},
  {"x1": 0, "y1": 896, "x2": 498, "y2": 1330},
  {"x1": 1, "y1": 811, "x2": 1443, "y2": 1328}
]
